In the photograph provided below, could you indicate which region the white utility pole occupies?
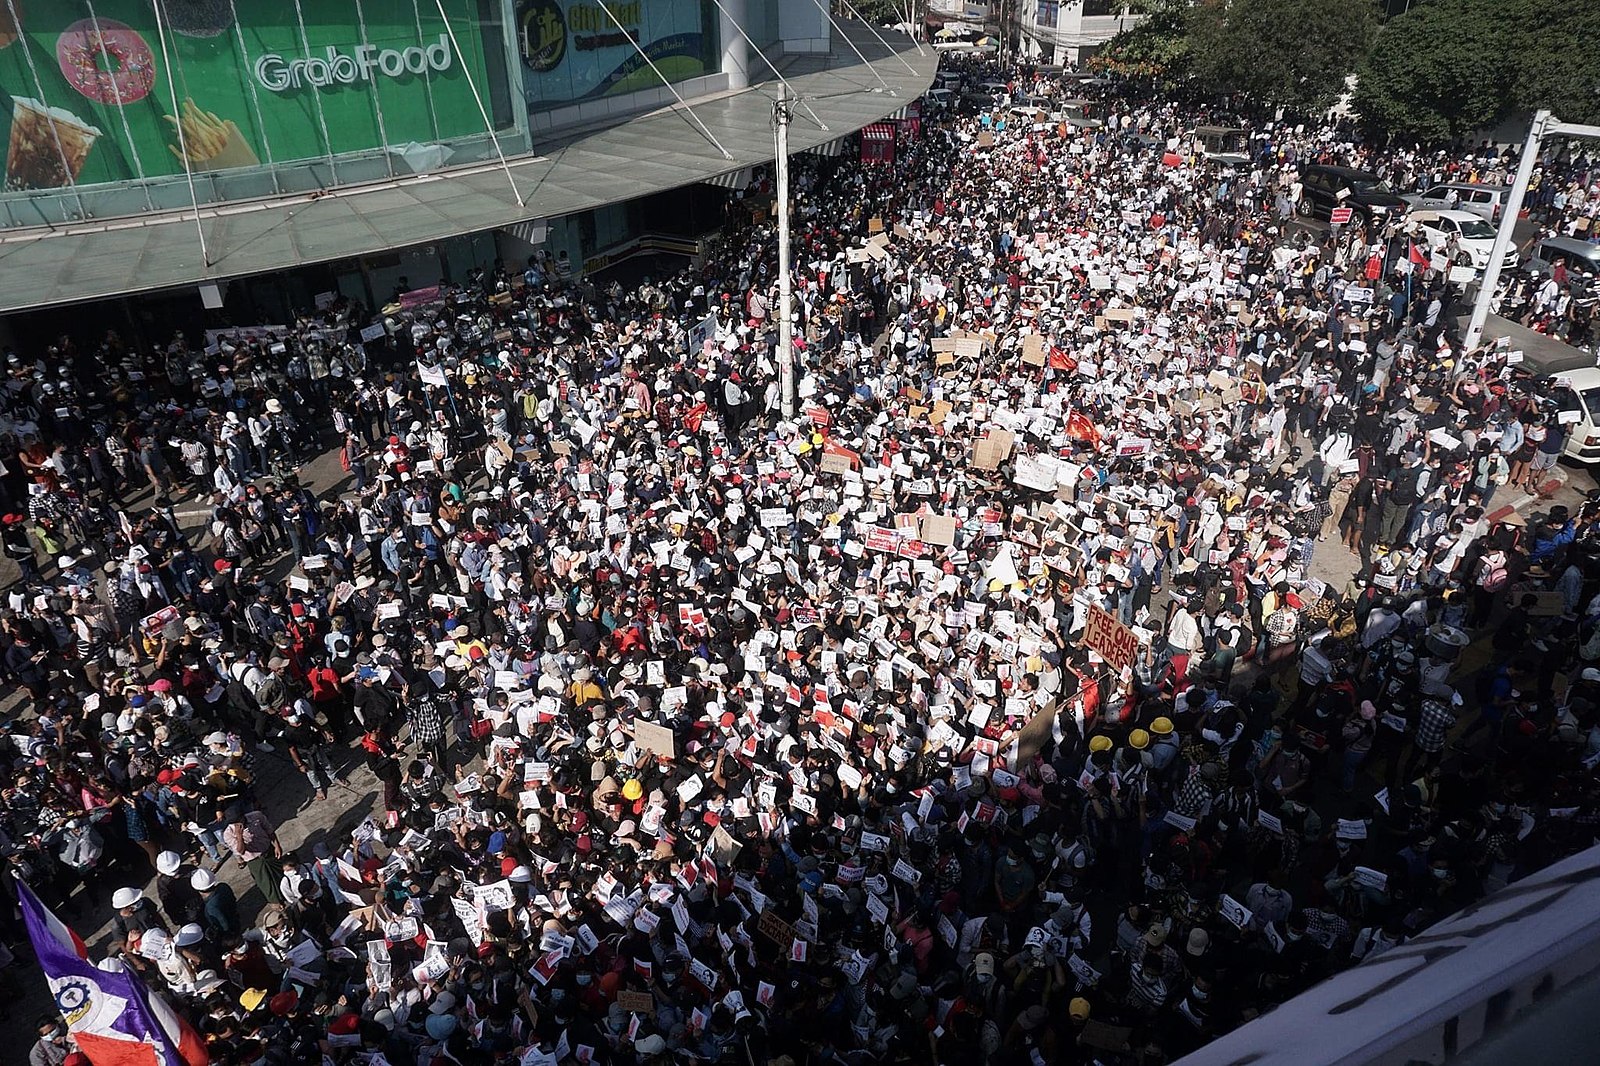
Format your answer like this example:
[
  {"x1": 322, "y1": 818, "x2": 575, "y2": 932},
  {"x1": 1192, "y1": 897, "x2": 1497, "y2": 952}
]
[
  {"x1": 775, "y1": 85, "x2": 797, "y2": 420},
  {"x1": 1466, "y1": 110, "x2": 1548, "y2": 350},
  {"x1": 1466, "y1": 109, "x2": 1600, "y2": 350}
]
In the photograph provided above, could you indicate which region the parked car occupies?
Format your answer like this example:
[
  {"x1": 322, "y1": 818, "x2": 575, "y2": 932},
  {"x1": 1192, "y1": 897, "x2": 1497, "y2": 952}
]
[
  {"x1": 1402, "y1": 182, "x2": 1510, "y2": 224},
  {"x1": 1193, "y1": 125, "x2": 1249, "y2": 166},
  {"x1": 1297, "y1": 164, "x2": 1409, "y2": 224},
  {"x1": 1406, "y1": 209, "x2": 1518, "y2": 272},
  {"x1": 1550, "y1": 366, "x2": 1600, "y2": 463},
  {"x1": 1527, "y1": 235, "x2": 1600, "y2": 281}
]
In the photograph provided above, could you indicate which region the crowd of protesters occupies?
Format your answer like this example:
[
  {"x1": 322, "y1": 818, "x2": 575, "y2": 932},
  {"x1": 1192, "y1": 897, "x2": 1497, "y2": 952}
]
[{"x1": 6, "y1": 55, "x2": 1600, "y2": 1066}]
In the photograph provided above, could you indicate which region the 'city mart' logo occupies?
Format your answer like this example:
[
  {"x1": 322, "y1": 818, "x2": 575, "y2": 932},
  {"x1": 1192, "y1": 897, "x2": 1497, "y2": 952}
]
[{"x1": 254, "y1": 36, "x2": 454, "y2": 92}]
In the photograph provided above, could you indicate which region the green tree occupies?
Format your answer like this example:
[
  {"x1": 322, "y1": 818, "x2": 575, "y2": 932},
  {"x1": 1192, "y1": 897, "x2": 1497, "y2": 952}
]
[
  {"x1": 1509, "y1": 0, "x2": 1600, "y2": 126},
  {"x1": 1185, "y1": 0, "x2": 1380, "y2": 113},
  {"x1": 1095, "y1": 0, "x2": 1194, "y2": 77},
  {"x1": 1352, "y1": 0, "x2": 1511, "y2": 143}
]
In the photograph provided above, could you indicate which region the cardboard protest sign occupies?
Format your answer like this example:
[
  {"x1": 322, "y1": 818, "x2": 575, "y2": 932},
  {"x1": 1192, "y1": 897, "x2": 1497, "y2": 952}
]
[
  {"x1": 634, "y1": 719, "x2": 677, "y2": 758},
  {"x1": 617, "y1": 991, "x2": 655, "y2": 1013},
  {"x1": 820, "y1": 452, "x2": 854, "y2": 475},
  {"x1": 973, "y1": 428, "x2": 1015, "y2": 471},
  {"x1": 1083, "y1": 604, "x2": 1139, "y2": 672},
  {"x1": 1080, "y1": 1021, "x2": 1134, "y2": 1052},
  {"x1": 757, "y1": 910, "x2": 797, "y2": 946},
  {"x1": 1020, "y1": 335, "x2": 1046, "y2": 366},
  {"x1": 920, "y1": 515, "x2": 957, "y2": 546}
]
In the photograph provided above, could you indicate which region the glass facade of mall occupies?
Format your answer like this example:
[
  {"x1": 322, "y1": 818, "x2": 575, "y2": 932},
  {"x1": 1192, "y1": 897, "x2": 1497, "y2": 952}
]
[
  {"x1": 0, "y1": 2, "x2": 925, "y2": 314},
  {"x1": 0, "y1": 0, "x2": 528, "y2": 227},
  {"x1": 0, "y1": 0, "x2": 827, "y2": 229}
]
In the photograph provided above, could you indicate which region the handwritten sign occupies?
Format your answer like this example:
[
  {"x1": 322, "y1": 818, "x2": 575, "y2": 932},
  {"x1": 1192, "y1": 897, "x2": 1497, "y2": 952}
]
[
  {"x1": 820, "y1": 451, "x2": 854, "y2": 475},
  {"x1": 1083, "y1": 604, "x2": 1139, "y2": 673},
  {"x1": 616, "y1": 990, "x2": 655, "y2": 1014},
  {"x1": 973, "y1": 428, "x2": 1015, "y2": 471},
  {"x1": 1021, "y1": 335, "x2": 1046, "y2": 366},
  {"x1": 757, "y1": 910, "x2": 797, "y2": 946},
  {"x1": 634, "y1": 719, "x2": 677, "y2": 758}
]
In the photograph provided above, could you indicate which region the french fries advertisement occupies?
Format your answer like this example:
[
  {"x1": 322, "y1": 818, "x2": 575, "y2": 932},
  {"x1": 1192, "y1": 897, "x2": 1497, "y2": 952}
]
[{"x1": 164, "y1": 97, "x2": 257, "y2": 171}]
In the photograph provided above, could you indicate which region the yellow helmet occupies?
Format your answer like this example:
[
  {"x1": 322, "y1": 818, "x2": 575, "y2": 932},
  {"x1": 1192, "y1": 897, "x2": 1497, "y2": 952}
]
[
  {"x1": 621, "y1": 780, "x2": 643, "y2": 801},
  {"x1": 1150, "y1": 717, "x2": 1174, "y2": 735},
  {"x1": 1129, "y1": 729, "x2": 1151, "y2": 750},
  {"x1": 1088, "y1": 735, "x2": 1113, "y2": 753}
]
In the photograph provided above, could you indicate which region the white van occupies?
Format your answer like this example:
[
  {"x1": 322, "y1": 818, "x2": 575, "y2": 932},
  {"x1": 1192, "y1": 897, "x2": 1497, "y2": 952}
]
[{"x1": 1553, "y1": 366, "x2": 1600, "y2": 463}]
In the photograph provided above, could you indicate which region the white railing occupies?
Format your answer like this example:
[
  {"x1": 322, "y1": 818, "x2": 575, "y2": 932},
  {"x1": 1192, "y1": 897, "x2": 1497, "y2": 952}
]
[{"x1": 1178, "y1": 842, "x2": 1600, "y2": 1066}]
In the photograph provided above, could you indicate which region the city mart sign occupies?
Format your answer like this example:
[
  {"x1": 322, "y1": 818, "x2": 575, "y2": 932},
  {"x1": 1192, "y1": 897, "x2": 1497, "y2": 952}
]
[{"x1": 255, "y1": 36, "x2": 454, "y2": 92}]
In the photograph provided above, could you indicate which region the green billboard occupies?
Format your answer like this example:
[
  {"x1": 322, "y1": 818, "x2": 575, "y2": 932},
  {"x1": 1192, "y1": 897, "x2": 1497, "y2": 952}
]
[{"x1": 0, "y1": 0, "x2": 509, "y2": 193}]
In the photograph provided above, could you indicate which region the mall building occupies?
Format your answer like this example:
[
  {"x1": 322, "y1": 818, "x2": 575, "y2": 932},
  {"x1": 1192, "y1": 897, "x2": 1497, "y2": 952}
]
[{"x1": 0, "y1": 0, "x2": 935, "y2": 337}]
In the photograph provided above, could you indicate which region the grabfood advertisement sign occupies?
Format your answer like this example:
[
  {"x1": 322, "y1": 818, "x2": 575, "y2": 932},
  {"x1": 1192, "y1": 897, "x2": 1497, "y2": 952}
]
[
  {"x1": 254, "y1": 36, "x2": 454, "y2": 92},
  {"x1": 0, "y1": 0, "x2": 504, "y2": 194},
  {"x1": 518, "y1": 0, "x2": 712, "y2": 110}
]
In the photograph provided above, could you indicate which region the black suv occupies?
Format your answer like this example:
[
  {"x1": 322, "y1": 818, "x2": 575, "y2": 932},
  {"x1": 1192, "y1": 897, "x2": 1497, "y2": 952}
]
[{"x1": 1297, "y1": 164, "x2": 1409, "y2": 225}]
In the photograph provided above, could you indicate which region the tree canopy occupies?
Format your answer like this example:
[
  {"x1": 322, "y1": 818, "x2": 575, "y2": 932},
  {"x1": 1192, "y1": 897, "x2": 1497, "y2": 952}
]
[
  {"x1": 1093, "y1": 0, "x2": 1194, "y2": 78},
  {"x1": 1352, "y1": 0, "x2": 1510, "y2": 143},
  {"x1": 1184, "y1": 0, "x2": 1379, "y2": 113},
  {"x1": 1031, "y1": 0, "x2": 1598, "y2": 144}
]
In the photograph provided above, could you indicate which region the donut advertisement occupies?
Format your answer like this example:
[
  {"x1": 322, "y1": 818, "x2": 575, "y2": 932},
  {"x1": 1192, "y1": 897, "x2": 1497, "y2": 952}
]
[{"x1": 0, "y1": 0, "x2": 512, "y2": 195}]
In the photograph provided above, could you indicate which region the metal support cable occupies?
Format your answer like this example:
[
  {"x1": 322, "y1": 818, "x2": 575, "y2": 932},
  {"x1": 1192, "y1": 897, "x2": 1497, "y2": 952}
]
[
  {"x1": 432, "y1": 0, "x2": 525, "y2": 204},
  {"x1": 807, "y1": 0, "x2": 895, "y2": 94},
  {"x1": 835, "y1": 0, "x2": 925, "y2": 69},
  {"x1": 590, "y1": 0, "x2": 734, "y2": 161},
  {"x1": 706, "y1": 0, "x2": 829, "y2": 131},
  {"x1": 290, "y1": 0, "x2": 342, "y2": 181},
  {"x1": 5, "y1": 0, "x2": 90, "y2": 220},
  {"x1": 226, "y1": 0, "x2": 281, "y2": 193},
  {"x1": 354, "y1": 0, "x2": 398, "y2": 178},
  {"x1": 150, "y1": 0, "x2": 210, "y2": 264}
]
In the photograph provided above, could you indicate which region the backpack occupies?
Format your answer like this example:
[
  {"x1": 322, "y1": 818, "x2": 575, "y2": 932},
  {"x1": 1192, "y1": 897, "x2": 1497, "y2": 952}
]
[
  {"x1": 252, "y1": 672, "x2": 286, "y2": 711},
  {"x1": 1059, "y1": 837, "x2": 1097, "y2": 873},
  {"x1": 1474, "y1": 552, "x2": 1508, "y2": 592}
]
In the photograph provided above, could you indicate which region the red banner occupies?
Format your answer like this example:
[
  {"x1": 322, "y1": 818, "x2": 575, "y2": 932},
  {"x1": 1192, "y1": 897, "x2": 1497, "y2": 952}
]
[
  {"x1": 860, "y1": 123, "x2": 896, "y2": 165},
  {"x1": 863, "y1": 527, "x2": 901, "y2": 553}
]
